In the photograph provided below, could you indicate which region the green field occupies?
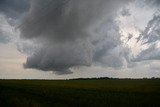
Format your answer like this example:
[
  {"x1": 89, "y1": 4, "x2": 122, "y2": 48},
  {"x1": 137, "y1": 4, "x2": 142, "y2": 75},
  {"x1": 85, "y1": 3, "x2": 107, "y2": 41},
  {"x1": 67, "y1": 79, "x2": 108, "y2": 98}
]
[{"x1": 0, "y1": 79, "x2": 160, "y2": 107}]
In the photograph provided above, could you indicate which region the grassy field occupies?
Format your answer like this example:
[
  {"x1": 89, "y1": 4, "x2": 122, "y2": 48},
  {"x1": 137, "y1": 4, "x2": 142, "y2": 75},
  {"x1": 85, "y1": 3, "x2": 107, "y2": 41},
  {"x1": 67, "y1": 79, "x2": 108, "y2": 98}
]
[{"x1": 0, "y1": 79, "x2": 160, "y2": 107}]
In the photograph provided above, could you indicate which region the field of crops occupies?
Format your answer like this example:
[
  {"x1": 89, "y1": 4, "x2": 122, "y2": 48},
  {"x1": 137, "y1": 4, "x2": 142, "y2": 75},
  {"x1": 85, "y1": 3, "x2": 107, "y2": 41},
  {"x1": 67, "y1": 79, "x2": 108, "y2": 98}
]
[{"x1": 0, "y1": 79, "x2": 160, "y2": 107}]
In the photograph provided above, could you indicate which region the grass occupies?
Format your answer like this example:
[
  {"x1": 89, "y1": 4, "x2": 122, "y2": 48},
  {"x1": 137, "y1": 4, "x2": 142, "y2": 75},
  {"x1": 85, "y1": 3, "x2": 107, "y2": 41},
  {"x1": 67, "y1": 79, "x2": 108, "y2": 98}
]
[{"x1": 0, "y1": 79, "x2": 160, "y2": 107}]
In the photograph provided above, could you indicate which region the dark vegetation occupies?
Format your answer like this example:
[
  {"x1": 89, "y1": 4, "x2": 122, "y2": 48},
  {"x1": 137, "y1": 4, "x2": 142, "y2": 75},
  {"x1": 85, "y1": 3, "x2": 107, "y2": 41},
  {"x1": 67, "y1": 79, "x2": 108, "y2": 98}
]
[{"x1": 0, "y1": 79, "x2": 160, "y2": 107}]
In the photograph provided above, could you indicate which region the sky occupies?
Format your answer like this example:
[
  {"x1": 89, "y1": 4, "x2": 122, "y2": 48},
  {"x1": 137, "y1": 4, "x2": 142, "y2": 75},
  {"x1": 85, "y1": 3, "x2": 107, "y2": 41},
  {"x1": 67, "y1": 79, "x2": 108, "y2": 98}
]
[{"x1": 0, "y1": 0, "x2": 160, "y2": 79}]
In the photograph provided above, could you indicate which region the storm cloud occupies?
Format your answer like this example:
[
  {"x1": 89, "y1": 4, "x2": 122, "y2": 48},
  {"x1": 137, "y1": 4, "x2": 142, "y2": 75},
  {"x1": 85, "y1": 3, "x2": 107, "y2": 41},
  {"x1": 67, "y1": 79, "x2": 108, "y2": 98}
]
[
  {"x1": 0, "y1": 0, "x2": 30, "y2": 44},
  {"x1": 133, "y1": 11, "x2": 160, "y2": 62},
  {"x1": 0, "y1": 0, "x2": 30, "y2": 19},
  {"x1": 1, "y1": 0, "x2": 160, "y2": 78},
  {"x1": 19, "y1": 0, "x2": 132, "y2": 73}
]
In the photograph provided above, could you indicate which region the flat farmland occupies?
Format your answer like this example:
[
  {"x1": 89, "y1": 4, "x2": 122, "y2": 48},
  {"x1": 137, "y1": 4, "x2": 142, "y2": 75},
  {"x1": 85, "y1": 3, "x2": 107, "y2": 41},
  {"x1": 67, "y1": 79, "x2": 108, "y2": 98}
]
[{"x1": 0, "y1": 79, "x2": 160, "y2": 107}]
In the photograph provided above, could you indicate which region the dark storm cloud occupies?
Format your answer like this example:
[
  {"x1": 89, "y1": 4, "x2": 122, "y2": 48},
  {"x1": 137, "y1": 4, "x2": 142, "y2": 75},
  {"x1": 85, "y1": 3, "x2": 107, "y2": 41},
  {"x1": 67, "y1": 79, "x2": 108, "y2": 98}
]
[
  {"x1": 19, "y1": 0, "x2": 133, "y2": 73},
  {"x1": 20, "y1": 0, "x2": 131, "y2": 41},
  {"x1": 23, "y1": 40, "x2": 92, "y2": 74},
  {"x1": 0, "y1": 0, "x2": 30, "y2": 19}
]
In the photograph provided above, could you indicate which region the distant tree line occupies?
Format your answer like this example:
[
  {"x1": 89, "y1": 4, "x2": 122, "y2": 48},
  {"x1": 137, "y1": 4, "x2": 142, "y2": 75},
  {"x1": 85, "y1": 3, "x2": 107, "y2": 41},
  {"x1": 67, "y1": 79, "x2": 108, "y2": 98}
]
[{"x1": 69, "y1": 77, "x2": 160, "y2": 80}]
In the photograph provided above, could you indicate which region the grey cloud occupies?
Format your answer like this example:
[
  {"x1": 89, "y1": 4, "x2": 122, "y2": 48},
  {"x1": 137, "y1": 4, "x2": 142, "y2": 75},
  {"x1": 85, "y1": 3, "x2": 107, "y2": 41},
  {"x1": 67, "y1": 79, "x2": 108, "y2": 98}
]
[
  {"x1": 19, "y1": 0, "x2": 133, "y2": 73},
  {"x1": 150, "y1": 62, "x2": 160, "y2": 71},
  {"x1": 0, "y1": 15, "x2": 14, "y2": 43},
  {"x1": 20, "y1": 0, "x2": 131, "y2": 41},
  {"x1": 0, "y1": 30, "x2": 11, "y2": 43},
  {"x1": 144, "y1": 0, "x2": 160, "y2": 7},
  {"x1": 132, "y1": 44, "x2": 160, "y2": 62},
  {"x1": 133, "y1": 12, "x2": 160, "y2": 62},
  {"x1": 24, "y1": 40, "x2": 92, "y2": 74},
  {"x1": 92, "y1": 16, "x2": 130, "y2": 68},
  {"x1": 95, "y1": 46, "x2": 131, "y2": 68},
  {"x1": 0, "y1": 0, "x2": 30, "y2": 19},
  {"x1": 141, "y1": 14, "x2": 160, "y2": 44},
  {"x1": 0, "y1": 0, "x2": 30, "y2": 44},
  {"x1": 120, "y1": 7, "x2": 131, "y2": 17},
  {"x1": 127, "y1": 33, "x2": 133, "y2": 42}
]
